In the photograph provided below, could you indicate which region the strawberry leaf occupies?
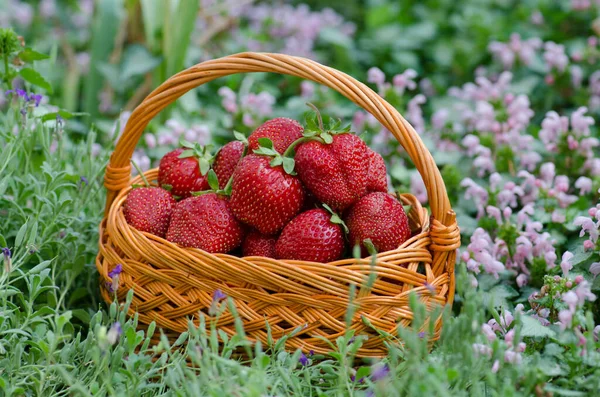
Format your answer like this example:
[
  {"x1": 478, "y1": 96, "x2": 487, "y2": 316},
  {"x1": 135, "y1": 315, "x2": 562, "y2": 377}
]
[
  {"x1": 321, "y1": 132, "x2": 333, "y2": 144},
  {"x1": 258, "y1": 137, "x2": 274, "y2": 149},
  {"x1": 191, "y1": 190, "x2": 212, "y2": 196},
  {"x1": 162, "y1": 184, "x2": 173, "y2": 191},
  {"x1": 207, "y1": 169, "x2": 219, "y2": 191},
  {"x1": 323, "y1": 203, "x2": 349, "y2": 233},
  {"x1": 180, "y1": 140, "x2": 195, "y2": 149},
  {"x1": 282, "y1": 157, "x2": 295, "y2": 175},
  {"x1": 178, "y1": 149, "x2": 196, "y2": 159},
  {"x1": 199, "y1": 158, "x2": 210, "y2": 175},
  {"x1": 233, "y1": 130, "x2": 248, "y2": 144},
  {"x1": 270, "y1": 157, "x2": 283, "y2": 167}
]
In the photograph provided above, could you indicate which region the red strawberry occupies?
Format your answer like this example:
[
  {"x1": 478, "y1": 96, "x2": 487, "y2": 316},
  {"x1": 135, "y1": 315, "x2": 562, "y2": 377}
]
[
  {"x1": 123, "y1": 187, "x2": 176, "y2": 238},
  {"x1": 295, "y1": 133, "x2": 370, "y2": 211},
  {"x1": 158, "y1": 146, "x2": 212, "y2": 198},
  {"x1": 242, "y1": 231, "x2": 277, "y2": 258},
  {"x1": 248, "y1": 117, "x2": 303, "y2": 154},
  {"x1": 366, "y1": 148, "x2": 388, "y2": 193},
  {"x1": 230, "y1": 154, "x2": 304, "y2": 235},
  {"x1": 166, "y1": 193, "x2": 244, "y2": 253},
  {"x1": 344, "y1": 192, "x2": 410, "y2": 256},
  {"x1": 213, "y1": 141, "x2": 245, "y2": 189},
  {"x1": 275, "y1": 209, "x2": 345, "y2": 262}
]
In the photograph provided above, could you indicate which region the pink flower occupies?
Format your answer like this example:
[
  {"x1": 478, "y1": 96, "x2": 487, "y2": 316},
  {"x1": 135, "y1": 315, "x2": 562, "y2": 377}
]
[
  {"x1": 574, "y1": 216, "x2": 599, "y2": 242},
  {"x1": 407, "y1": 94, "x2": 426, "y2": 133},
  {"x1": 504, "y1": 350, "x2": 522, "y2": 364},
  {"x1": 584, "y1": 240, "x2": 595, "y2": 251},
  {"x1": 539, "y1": 111, "x2": 568, "y2": 150},
  {"x1": 144, "y1": 134, "x2": 157, "y2": 149},
  {"x1": 560, "y1": 251, "x2": 574, "y2": 277},
  {"x1": 571, "y1": 107, "x2": 594, "y2": 137},
  {"x1": 543, "y1": 41, "x2": 569, "y2": 73},
  {"x1": 367, "y1": 67, "x2": 386, "y2": 87},
  {"x1": 590, "y1": 262, "x2": 600, "y2": 277},
  {"x1": 551, "y1": 211, "x2": 566, "y2": 223},
  {"x1": 491, "y1": 360, "x2": 500, "y2": 373},
  {"x1": 575, "y1": 177, "x2": 593, "y2": 195},
  {"x1": 392, "y1": 69, "x2": 418, "y2": 96},
  {"x1": 473, "y1": 343, "x2": 492, "y2": 357},
  {"x1": 410, "y1": 172, "x2": 428, "y2": 204},
  {"x1": 300, "y1": 81, "x2": 315, "y2": 98},
  {"x1": 570, "y1": 65, "x2": 584, "y2": 88},
  {"x1": 558, "y1": 309, "x2": 573, "y2": 330},
  {"x1": 482, "y1": 324, "x2": 497, "y2": 342},
  {"x1": 432, "y1": 109, "x2": 450, "y2": 130}
]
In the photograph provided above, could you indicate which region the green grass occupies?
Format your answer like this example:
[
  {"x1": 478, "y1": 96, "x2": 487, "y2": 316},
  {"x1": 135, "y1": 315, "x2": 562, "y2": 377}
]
[{"x1": 1, "y1": 113, "x2": 599, "y2": 396}]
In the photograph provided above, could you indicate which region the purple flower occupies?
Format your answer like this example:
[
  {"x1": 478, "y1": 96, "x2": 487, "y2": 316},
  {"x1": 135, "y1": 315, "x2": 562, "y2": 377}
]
[
  {"x1": 108, "y1": 264, "x2": 123, "y2": 279},
  {"x1": 80, "y1": 176, "x2": 88, "y2": 186},
  {"x1": 298, "y1": 352, "x2": 309, "y2": 366},
  {"x1": 418, "y1": 331, "x2": 426, "y2": 339},
  {"x1": 2, "y1": 247, "x2": 11, "y2": 258},
  {"x1": 543, "y1": 41, "x2": 569, "y2": 73},
  {"x1": 212, "y1": 289, "x2": 226, "y2": 303},
  {"x1": 309, "y1": 350, "x2": 314, "y2": 356},
  {"x1": 371, "y1": 363, "x2": 389, "y2": 381}
]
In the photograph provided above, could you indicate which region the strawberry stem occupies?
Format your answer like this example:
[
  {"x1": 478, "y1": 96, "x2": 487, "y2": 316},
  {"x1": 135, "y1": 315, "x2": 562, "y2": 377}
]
[
  {"x1": 323, "y1": 203, "x2": 349, "y2": 234},
  {"x1": 306, "y1": 102, "x2": 324, "y2": 131},
  {"x1": 282, "y1": 136, "x2": 323, "y2": 158},
  {"x1": 131, "y1": 160, "x2": 149, "y2": 187}
]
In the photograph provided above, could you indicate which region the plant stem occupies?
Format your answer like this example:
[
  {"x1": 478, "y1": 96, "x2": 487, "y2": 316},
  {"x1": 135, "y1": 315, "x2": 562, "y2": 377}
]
[
  {"x1": 282, "y1": 136, "x2": 323, "y2": 158},
  {"x1": 131, "y1": 160, "x2": 149, "y2": 187},
  {"x1": 3, "y1": 53, "x2": 9, "y2": 84},
  {"x1": 306, "y1": 102, "x2": 324, "y2": 130}
]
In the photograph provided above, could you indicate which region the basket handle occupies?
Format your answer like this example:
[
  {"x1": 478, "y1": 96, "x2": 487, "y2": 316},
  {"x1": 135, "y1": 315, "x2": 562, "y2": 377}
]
[{"x1": 104, "y1": 52, "x2": 455, "y2": 229}]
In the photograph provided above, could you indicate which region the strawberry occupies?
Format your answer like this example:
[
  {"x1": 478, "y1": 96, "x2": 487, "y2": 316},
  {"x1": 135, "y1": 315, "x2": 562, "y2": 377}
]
[
  {"x1": 230, "y1": 151, "x2": 304, "y2": 235},
  {"x1": 344, "y1": 192, "x2": 410, "y2": 256},
  {"x1": 248, "y1": 117, "x2": 303, "y2": 154},
  {"x1": 158, "y1": 142, "x2": 213, "y2": 198},
  {"x1": 366, "y1": 148, "x2": 388, "y2": 193},
  {"x1": 166, "y1": 193, "x2": 244, "y2": 253},
  {"x1": 295, "y1": 133, "x2": 370, "y2": 211},
  {"x1": 123, "y1": 187, "x2": 176, "y2": 238},
  {"x1": 242, "y1": 231, "x2": 277, "y2": 258},
  {"x1": 275, "y1": 208, "x2": 345, "y2": 262},
  {"x1": 213, "y1": 140, "x2": 245, "y2": 189}
]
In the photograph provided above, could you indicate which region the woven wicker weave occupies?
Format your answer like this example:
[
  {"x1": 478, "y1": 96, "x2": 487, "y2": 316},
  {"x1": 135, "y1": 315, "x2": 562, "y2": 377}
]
[{"x1": 96, "y1": 52, "x2": 460, "y2": 358}]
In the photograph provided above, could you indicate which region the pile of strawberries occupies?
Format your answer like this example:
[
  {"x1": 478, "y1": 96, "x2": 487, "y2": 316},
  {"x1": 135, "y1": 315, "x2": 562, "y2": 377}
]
[{"x1": 123, "y1": 109, "x2": 411, "y2": 262}]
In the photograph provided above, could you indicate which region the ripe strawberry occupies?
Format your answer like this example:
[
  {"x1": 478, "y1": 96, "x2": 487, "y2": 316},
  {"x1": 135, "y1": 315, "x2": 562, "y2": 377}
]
[
  {"x1": 275, "y1": 209, "x2": 345, "y2": 262},
  {"x1": 123, "y1": 187, "x2": 176, "y2": 238},
  {"x1": 344, "y1": 192, "x2": 410, "y2": 256},
  {"x1": 248, "y1": 117, "x2": 303, "y2": 154},
  {"x1": 366, "y1": 148, "x2": 388, "y2": 193},
  {"x1": 213, "y1": 141, "x2": 245, "y2": 189},
  {"x1": 295, "y1": 133, "x2": 370, "y2": 211},
  {"x1": 242, "y1": 231, "x2": 277, "y2": 258},
  {"x1": 230, "y1": 154, "x2": 304, "y2": 235},
  {"x1": 166, "y1": 193, "x2": 244, "y2": 253},
  {"x1": 158, "y1": 145, "x2": 212, "y2": 198}
]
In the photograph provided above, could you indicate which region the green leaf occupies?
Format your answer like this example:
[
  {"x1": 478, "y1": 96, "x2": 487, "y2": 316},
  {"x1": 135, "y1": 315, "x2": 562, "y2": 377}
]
[
  {"x1": 162, "y1": 184, "x2": 173, "y2": 191},
  {"x1": 520, "y1": 315, "x2": 556, "y2": 338},
  {"x1": 120, "y1": 44, "x2": 162, "y2": 81},
  {"x1": 15, "y1": 222, "x2": 28, "y2": 247},
  {"x1": 233, "y1": 130, "x2": 248, "y2": 144},
  {"x1": 321, "y1": 132, "x2": 333, "y2": 144},
  {"x1": 282, "y1": 157, "x2": 295, "y2": 174},
  {"x1": 258, "y1": 138, "x2": 274, "y2": 149},
  {"x1": 178, "y1": 149, "x2": 195, "y2": 159},
  {"x1": 40, "y1": 110, "x2": 85, "y2": 122},
  {"x1": 0, "y1": 234, "x2": 6, "y2": 248},
  {"x1": 199, "y1": 158, "x2": 210, "y2": 176},
  {"x1": 270, "y1": 157, "x2": 283, "y2": 167},
  {"x1": 19, "y1": 68, "x2": 53, "y2": 93},
  {"x1": 207, "y1": 170, "x2": 219, "y2": 191},
  {"x1": 18, "y1": 48, "x2": 50, "y2": 62},
  {"x1": 179, "y1": 140, "x2": 195, "y2": 149}
]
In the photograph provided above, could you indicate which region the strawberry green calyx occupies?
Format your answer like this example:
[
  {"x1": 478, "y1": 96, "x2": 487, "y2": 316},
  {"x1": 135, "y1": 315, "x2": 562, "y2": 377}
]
[
  {"x1": 233, "y1": 130, "x2": 249, "y2": 145},
  {"x1": 323, "y1": 203, "x2": 349, "y2": 234},
  {"x1": 192, "y1": 169, "x2": 232, "y2": 197},
  {"x1": 253, "y1": 137, "x2": 297, "y2": 175},
  {"x1": 178, "y1": 139, "x2": 214, "y2": 176},
  {"x1": 304, "y1": 102, "x2": 351, "y2": 144}
]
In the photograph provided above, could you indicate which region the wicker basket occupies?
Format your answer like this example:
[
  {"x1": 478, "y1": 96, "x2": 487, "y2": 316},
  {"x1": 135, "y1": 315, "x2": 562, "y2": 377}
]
[{"x1": 96, "y1": 52, "x2": 460, "y2": 358}]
